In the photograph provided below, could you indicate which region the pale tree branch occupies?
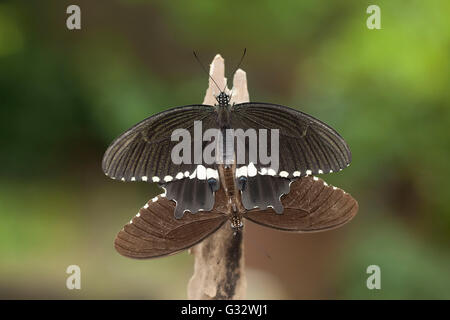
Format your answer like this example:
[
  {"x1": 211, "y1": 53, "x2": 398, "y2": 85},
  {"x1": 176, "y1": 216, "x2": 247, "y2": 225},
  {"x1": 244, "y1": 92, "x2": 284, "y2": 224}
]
[{"x1": 187, "y1": 54, "x2": 249, "y2": 300}]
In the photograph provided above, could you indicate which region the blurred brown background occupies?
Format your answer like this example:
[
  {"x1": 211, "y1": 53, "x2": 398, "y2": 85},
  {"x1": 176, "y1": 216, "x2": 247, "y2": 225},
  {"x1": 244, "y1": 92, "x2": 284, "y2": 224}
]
[{"x1": 0, "y1": 0, "x2": 449, "y2": 299}]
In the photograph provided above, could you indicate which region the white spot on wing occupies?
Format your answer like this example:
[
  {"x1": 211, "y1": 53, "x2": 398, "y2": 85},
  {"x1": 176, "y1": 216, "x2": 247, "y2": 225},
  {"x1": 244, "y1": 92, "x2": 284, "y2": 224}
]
[
  {"x1": 131, "y1": 177, "x2": 136, "y2": 181},
  {"x1": 164, "y1": 175, "x2": 173, "y2": 182},
  {"x1": 279, "y1": 171, "x2": 288, "y2": 178},
  {"x1": 175, "y1": 172, "x2": 184, "y2": 179},
  {"x1": 318, "y1": 169, "x2": 323, "y2": 174},
  {"x1": 236, "y1": 166, "x2": 248, "y2": 178},
  {"x1": 313, "y1": 176, "x2": 319, "y2": 181},
  {"x1": 196, "y1": 165, "x2": 207, "y2": 180},
  {"x1": 306, "y1": 170, "x2": 312, "y2": 176},
  {"x1": 206, "y1": 168, "x2": 219, "y2": 180},
  {"x1": 248, "y1": 162, "x2": 257, "y2": 177},
  {"x1": 268, "y1": 168, "x2": 276, "y2": 176},
  {"x1": 142, "y1": 176, "x2": 148, "y2": 182},
  {"x1": 293, "y1": 171, "x2": 301, "y2": 177},
  {"x1": 152, "y1": 176, "x2": 160, "y2": 183},
  {"x1": 143, "y1": 204, "x2": 149, "y2": 209}
]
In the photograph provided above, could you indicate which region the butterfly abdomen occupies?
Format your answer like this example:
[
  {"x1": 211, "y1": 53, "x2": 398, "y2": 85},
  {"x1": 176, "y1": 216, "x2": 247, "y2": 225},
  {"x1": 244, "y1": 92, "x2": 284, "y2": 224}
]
[
  {"x1": 218, "y1": 163, "x2": 245, "y2": 231},
  {"x1": 220, "y1": 165, "x2": 237, "y2": 197}
]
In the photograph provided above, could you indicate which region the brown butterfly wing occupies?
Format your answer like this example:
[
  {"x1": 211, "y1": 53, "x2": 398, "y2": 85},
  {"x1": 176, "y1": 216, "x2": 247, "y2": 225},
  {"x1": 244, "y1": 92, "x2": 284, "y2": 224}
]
[
  {"x1": 114, "y1": 189, "x2": 228, "y2": 259},
  {"x1": 244, "y1": 176, "x2": 358, "y2": 232}
]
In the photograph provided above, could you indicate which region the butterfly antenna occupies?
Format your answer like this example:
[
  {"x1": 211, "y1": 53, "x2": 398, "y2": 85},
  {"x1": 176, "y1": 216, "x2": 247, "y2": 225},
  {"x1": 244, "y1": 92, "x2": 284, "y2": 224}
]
[
  {"x1": 223, "y1": 48, "x2": 247, "y2": 94},
  {"x1": 193, "y1": 51, "x2": 222, "y2": 94},
  {"x1": 234, "y1": 48, "x2": 247, "y2": 74}
]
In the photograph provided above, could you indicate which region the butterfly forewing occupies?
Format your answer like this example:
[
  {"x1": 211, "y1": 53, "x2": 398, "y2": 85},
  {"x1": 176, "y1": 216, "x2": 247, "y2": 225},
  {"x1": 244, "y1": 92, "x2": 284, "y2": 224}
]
[
  {"x1": 103, "y1": 102, "x2": 352, "y2": 182},
  {"x1": 102, "y1": 105, "x2": 217, "y2": 182},
  {"x1": 231, "y1": 102, "x2": 352, "y2": 177},
  {"x1": 114, "y1": 193, "x2": 228, "y2": 259},
  {"x1": 244, "y1": 176, "x2": 358, "y2": 232}
]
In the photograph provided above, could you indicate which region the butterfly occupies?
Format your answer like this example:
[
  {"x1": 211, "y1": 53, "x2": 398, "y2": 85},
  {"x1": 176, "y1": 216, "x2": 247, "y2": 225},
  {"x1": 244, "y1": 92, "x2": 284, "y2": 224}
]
[
  {"x1": 103, "y1": 50, "x2": 357, "y2": 259},
  {"x1": 102, "y1": 91, "x2": 352, "y2": 218}
]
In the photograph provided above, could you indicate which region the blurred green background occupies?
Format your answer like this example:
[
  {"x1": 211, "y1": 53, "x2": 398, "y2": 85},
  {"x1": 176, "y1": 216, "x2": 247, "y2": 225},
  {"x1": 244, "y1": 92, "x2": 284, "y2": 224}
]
[{"x1": 0, "y1": 0, "x2": 449, "y2": 299}]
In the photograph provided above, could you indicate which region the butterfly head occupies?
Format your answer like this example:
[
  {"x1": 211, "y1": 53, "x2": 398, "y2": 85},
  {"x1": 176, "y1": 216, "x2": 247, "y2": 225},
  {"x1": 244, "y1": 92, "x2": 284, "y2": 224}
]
[{"x1": 216, "y1": 91, "x2": 230, "y2": 107}]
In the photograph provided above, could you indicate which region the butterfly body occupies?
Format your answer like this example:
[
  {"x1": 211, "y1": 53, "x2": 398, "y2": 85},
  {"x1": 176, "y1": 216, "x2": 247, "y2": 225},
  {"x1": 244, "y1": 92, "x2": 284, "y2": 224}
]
[{"x1": 218, "y1": 163, "x2": 245, "y2": 230}]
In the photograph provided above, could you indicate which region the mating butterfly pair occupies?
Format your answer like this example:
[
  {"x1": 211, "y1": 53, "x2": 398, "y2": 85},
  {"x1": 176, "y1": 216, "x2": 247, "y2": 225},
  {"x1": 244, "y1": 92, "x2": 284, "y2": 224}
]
[{"x1": 103, "y1": 91, "x2": 358, "y2": 259}]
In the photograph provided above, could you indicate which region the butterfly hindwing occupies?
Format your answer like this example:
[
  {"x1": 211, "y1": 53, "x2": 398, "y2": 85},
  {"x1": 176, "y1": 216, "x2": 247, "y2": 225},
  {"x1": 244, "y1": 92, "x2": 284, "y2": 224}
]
[
  {"x1": 244, "y1": 176, "x2": 358, "y2": 232},
  {"x1": 162, "y1": 176, "x2": 220, "y2": 219},
  {"x1": 114, "y1": 194, "x2": 228, "y2": 259},
  {"x1": 238, "y1": 175, "x2": 291, "y2": 214}
]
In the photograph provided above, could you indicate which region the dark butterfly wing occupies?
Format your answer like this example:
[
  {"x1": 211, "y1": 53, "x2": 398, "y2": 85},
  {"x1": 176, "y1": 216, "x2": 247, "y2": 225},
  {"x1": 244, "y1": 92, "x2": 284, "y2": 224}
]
[
  {"x1": 102, "y1": 105, "x2": 217, "y2": 182},
  {"x1": 231, "y1": 102, "x2": 351, "y2": 178},
  {"x1": 162, "y1": 177, "x2": 220, "y2": 219},
  {"x1": 238, "y1": 175, "x2": 291, "y2": 214},
  {"x1": 114, "y1": 192, "x2": 228, "y2": 259},
  {"x1": 244, "y1": 176, "x2": 358, "y2": 232}
]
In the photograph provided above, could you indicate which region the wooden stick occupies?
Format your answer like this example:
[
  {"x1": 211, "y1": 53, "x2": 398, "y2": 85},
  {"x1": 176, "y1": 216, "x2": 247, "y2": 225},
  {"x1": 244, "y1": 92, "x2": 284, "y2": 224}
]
[{"x1": 187, "y1": 54, "x2": 248, "y2": 300}]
